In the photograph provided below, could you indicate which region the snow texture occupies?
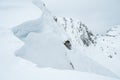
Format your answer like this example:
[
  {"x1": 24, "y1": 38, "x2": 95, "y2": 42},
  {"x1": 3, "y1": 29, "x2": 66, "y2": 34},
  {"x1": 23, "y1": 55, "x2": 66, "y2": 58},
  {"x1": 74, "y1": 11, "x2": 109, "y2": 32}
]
[{"x1": 12, "y1": 0, "x2": 120, "y2": 79}]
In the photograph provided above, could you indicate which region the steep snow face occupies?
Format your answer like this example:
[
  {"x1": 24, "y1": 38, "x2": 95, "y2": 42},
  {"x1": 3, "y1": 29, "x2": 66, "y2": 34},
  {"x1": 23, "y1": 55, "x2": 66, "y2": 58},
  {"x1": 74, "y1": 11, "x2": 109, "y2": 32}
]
[
  {"x1": 12, "y1": 0, "x2": 120, "y2": 79},
  {"x1": 16, "y1": 32, "x2": 73, "y2": 70},
  {"x1": 12, "y1": 16, "x2": 118, "y2": 78},
  {"x1": 1, "y1": 30, "x2": 119, "y2": 80},
  {"x1": 11, "y1": 3, "x2": 72, "y2": 69},
  {"x1": 12, "y1": 0, "x2": 72, "y2": 70}
]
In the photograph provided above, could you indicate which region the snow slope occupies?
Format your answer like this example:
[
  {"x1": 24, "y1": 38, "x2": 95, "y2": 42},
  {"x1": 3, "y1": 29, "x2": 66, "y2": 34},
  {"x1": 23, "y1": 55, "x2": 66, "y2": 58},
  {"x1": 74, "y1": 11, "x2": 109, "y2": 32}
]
[
  {"x1": 1, "y1": 29, "x2": 118, "y2": 80},
  {"x1": 91, "y1": 25, "x2": 120, "y2": 77},
  {"x1": 12, "y1": 0, "x2": 120, "y2": 79},
  {"x1": 0, "y1": 0, "x2": 120, "y2": 80}
]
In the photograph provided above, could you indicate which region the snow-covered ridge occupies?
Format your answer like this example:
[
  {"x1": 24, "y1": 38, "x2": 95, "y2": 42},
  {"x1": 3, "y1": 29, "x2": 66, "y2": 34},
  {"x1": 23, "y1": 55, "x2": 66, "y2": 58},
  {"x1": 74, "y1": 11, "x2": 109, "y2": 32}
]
[
  {"x1": 13, "y1": 0, "x2": 96, "y2": 48},
  {"x1": 53, "y1": 17, "x2": 96, "y2": 47},
  {"x1": 12, "y1": 0, "x2": 120, "y2": 79}
]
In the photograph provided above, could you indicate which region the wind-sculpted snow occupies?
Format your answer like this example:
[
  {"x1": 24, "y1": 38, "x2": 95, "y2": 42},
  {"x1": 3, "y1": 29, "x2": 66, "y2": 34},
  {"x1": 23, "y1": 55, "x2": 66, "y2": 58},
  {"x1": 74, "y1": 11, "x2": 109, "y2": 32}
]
[
  {"x1": 12, "y1": 0, "x2": 73, "y2": 70},
  {"x1": 16, "y1": 32, "x2": 73, "y2": 69},
  {"x1": 12, "y1": 0, "x2": 120, "y2": 79},
  {"x1": 12, "y1": 19, "x2": 42, "y2": 40}
]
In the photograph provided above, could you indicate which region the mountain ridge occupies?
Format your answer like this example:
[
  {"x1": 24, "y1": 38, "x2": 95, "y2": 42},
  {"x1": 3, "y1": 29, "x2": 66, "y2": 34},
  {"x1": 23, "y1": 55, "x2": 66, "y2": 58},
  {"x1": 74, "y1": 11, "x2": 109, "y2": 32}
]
[{"x1": 12, "y1": 0, "x2": 120, "y2": 79}]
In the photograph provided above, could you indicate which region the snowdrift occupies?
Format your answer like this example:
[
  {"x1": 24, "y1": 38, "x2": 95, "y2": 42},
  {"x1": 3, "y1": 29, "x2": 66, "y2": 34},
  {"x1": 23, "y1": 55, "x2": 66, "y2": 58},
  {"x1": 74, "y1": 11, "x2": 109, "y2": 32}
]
[{"x1": 12, "y1": 0, "x2": 120, "y2": 79}]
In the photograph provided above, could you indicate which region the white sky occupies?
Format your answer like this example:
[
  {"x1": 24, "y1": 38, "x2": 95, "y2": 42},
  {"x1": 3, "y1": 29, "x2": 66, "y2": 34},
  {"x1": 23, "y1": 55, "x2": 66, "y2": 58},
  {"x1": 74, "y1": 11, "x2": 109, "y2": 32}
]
[
  {"x1": 44, "y1": 0, "x2": 120, "y2": 34},
  {"x1": 0, "y1": 0, "x2": 120, "y2": 34}
]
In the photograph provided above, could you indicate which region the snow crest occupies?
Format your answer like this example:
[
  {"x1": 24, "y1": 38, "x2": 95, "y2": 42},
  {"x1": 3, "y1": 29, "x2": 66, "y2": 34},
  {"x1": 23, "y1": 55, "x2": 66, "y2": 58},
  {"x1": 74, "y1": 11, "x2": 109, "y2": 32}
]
[{"x1": 12, "y1": 0, "x2": 120, "y2": 79}]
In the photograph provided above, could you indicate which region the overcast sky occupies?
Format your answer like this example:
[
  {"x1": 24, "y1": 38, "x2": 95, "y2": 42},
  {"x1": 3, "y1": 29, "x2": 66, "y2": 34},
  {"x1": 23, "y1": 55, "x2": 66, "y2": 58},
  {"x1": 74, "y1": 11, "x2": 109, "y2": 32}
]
[
  {"x1": 0, "y1": 0, "x2": 120, "y2": 34},
  {"x1": 44, "y1": 0, "x2": 120, "y2": 34}
]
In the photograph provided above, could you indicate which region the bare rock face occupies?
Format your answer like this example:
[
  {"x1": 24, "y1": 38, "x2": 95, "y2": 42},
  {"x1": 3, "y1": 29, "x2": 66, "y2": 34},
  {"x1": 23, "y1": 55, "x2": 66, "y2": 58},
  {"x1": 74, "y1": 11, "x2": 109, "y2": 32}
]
[
  {"x1": 64, "y1": 40, "x2": 72, "y2": 50},
  {"x1": 54, "y1": 17, "x2": 96, "y2": 47}
]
